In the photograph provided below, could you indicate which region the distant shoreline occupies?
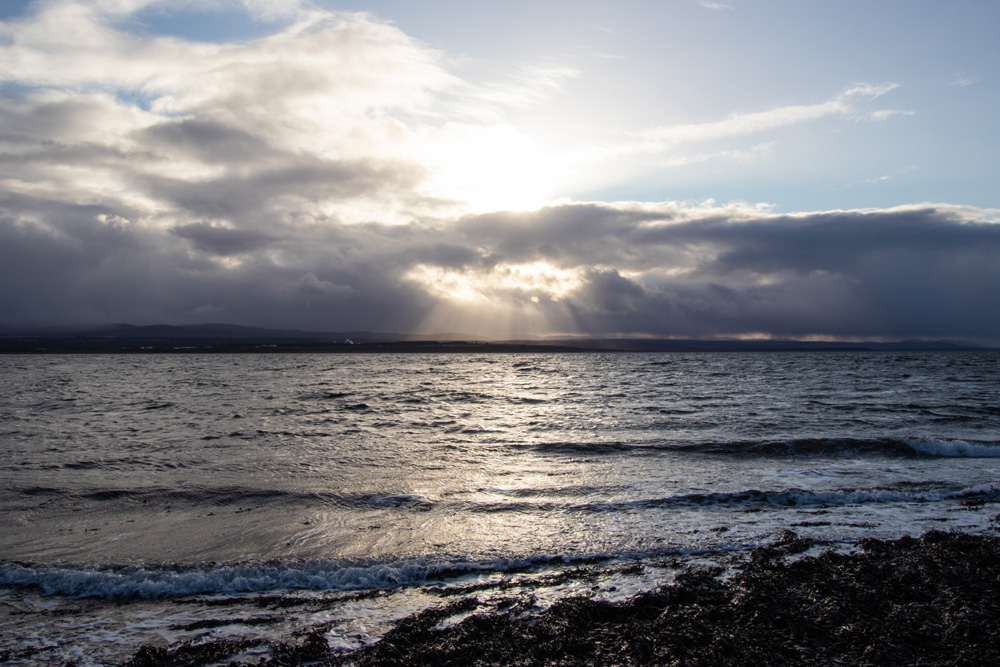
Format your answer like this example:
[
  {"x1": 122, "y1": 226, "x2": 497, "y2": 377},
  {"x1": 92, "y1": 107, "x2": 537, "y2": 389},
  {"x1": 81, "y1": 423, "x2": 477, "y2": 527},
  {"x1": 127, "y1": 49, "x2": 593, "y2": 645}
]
[
  {"x1": 0, "y1": 325, "x2": 992, "y2": 354},
  {"x1": 0, "y1": 339, "x2": 994, "y2": 354},
  {"x1": 0, "y1": 340, "x2": 596, "y2": 354}
]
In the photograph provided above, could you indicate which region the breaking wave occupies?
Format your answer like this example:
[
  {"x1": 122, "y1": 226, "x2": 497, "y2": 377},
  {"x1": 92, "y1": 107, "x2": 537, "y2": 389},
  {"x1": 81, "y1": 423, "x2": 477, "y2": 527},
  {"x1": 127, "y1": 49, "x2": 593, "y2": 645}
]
[{"x1": 0, "y1": 554, "x2": 610, "y2": 600}]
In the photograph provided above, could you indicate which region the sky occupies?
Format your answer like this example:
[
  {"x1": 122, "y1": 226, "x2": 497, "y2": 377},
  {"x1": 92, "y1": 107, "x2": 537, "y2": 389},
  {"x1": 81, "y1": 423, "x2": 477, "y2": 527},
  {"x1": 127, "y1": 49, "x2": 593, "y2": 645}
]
[{"x1": 0, "y1": 0, "x2": 998, "y2": 342}]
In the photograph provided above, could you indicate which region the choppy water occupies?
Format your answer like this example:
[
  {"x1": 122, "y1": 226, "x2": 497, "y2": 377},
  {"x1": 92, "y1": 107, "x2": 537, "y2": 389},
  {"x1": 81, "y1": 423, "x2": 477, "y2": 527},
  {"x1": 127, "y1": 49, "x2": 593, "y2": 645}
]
[{"x1": 2, "y1": 351, "x2": 999, "y2": 664}]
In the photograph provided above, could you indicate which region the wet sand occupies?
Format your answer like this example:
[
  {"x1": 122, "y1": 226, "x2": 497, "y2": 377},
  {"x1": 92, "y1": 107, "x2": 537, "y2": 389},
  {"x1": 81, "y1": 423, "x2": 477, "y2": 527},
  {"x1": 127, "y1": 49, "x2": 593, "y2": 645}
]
[{"x1": 123, "y1": 530, "x2": 1000, "y2": 666}]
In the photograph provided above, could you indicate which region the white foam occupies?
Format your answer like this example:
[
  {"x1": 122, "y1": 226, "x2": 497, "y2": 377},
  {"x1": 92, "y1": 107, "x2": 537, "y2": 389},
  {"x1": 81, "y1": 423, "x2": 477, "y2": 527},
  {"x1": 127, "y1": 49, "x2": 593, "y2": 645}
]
[
  {"x1": 907, "y1": 439, "x2": 1000, "y2": 457},
  {"x1": 765, "y1": 484, "x2": 1000, "y2": 508},
  {"x1": 0, "y1": 554, "x2": 585, "y2": 600}
]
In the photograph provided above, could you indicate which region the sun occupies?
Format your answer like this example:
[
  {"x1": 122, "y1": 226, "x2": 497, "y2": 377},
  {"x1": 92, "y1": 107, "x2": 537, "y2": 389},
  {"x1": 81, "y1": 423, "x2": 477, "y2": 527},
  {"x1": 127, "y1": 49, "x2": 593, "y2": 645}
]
[{"x1": 417, "y1": 123, "x2": 562, "y2": 213}]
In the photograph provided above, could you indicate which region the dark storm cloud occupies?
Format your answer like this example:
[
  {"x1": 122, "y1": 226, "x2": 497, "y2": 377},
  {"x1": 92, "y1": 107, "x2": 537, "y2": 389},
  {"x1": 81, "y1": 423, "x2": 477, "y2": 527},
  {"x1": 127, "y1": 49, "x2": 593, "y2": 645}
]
[
  {"x1": 446, "y1": 203, "x2": 1000, "y2": 340},
  {"x1": 2, "y1": 194, "x2": 996, "y2": 341},
  {"x1": 171, "y1": 222, "x2": 274, "y2": 255},
  {"x1": 569, "y1": 269, "x2": 647, "y2": 314},
  {"x1": 646, "y1": 208, "x2": 998, "y2": 277},
  {"x1": 459, "y1": 204, "x2": 670, "y2": 265},
  {"x1": 0, "y1": 209, "x2": 437, "y2": 332}
]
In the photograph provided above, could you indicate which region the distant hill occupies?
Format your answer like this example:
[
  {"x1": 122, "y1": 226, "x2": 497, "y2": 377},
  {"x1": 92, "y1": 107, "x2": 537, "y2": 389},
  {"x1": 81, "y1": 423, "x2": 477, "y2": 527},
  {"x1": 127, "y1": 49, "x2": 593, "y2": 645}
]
[
  {"x1": 0, "y1": 323, "x2": 990, "y2": 353},
  {"x1": 0, "y1": 323, "x2": 486, "y2": 349}
]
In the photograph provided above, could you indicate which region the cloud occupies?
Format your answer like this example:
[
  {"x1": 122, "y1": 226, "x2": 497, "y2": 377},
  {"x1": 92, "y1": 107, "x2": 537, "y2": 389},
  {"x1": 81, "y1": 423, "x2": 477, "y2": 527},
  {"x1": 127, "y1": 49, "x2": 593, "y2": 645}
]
[
  {"x1": 869, "y1": 109, "x2": 916, "y2": 121},
  {"x1": 584, "y1": 50, "x2": 627, "y2": 61},
  {"x1": 655, "y1": 142, "x2": 775, "y2": 169},
  {"x1": 137, "y1": 158, "x2": 428, "y2": 223},
  {"x1": 170, "y1": 222, "x2": 274, "y2": 255},
  {"x1": 0, "y1": 3, "x2": 467, "y2": 225},
  {"x1": 577, "y1": 83, "x2": 902, "y2": 165},
  {"x1": 951, "y1": 73, "x2": 980, "y2": 87},
  {"x1": 2, "y1": 182, "x2": 998, "y2": 340},
  {"x1": 466, "y1": 63, "x2": 580, "y2": 112},
  {"x1": 696, "y1": 0, "x2": 736, "y2": 10},
  {"x1": 414, "y1": 202, "x2": 1000, "y2": 340},
  {"x1": 521, "y1": 81, "x2": 915, "y2": 196},
  {"x1": 573, "y1": 269, "x2": 646, "y2": 314},
  {"x1": 279, "y1": 272, "x2": 356, "y2": 299},
  {"x1": 135, "y1": 119, "x2": 272, "y2": 164}
]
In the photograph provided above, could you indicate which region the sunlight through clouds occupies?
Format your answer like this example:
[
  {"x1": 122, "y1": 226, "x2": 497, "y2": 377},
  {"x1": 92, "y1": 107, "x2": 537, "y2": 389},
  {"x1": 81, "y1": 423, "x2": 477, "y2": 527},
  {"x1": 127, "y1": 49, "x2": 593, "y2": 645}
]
[
  {"x1": 404, "y1": 262, "x2": 583, "y2": 304},
  {"x1": 0, "y1": 1, "x2": 997, "y2": 342}
]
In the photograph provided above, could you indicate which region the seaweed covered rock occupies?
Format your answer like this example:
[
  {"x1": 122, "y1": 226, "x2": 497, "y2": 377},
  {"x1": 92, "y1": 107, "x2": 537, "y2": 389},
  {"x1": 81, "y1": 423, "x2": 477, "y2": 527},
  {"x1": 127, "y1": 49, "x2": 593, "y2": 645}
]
[{"x1": 327, "y1": 531, "x2": 1000, "y2": 667}]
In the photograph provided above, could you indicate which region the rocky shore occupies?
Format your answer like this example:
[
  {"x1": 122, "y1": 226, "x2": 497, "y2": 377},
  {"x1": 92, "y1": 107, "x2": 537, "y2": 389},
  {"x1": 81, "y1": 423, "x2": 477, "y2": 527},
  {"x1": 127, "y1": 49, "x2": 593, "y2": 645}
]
[{"x1": 124, "y1": 530, "x2": 1000, "y2": 667}]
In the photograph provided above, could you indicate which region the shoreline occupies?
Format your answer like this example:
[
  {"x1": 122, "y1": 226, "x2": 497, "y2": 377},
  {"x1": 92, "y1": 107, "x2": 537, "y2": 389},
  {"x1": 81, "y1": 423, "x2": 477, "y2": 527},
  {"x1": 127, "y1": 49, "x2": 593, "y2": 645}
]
[
  {"x1": 119, "y1": 529, "x2": 1000, "y2": 666},
  {"x1": 1, "y1": 331, "x2": 991, "y2": 355}
]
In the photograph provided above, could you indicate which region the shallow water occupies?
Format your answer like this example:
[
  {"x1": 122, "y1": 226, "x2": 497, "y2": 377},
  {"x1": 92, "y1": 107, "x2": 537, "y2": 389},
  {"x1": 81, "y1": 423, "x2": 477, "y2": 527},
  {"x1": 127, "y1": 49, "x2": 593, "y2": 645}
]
[{"x1": 2, "y1": 351, "x2": 999, "y2": 664}]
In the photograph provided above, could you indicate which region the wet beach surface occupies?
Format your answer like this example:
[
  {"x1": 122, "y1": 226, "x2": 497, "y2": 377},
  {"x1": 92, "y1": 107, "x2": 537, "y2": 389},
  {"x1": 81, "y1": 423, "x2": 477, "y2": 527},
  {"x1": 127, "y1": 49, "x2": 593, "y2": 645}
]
[{"x1": 109, "y1": 529, "x2": 1000, "y2": 666}]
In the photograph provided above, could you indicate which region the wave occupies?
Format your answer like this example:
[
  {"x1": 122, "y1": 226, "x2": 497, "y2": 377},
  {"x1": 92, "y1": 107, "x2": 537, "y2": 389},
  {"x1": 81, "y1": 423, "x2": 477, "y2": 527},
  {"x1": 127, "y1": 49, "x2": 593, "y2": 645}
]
[
  {"x1": 5, "y1": 486, "x2": 448, "y2": 513},
  {"x1": 466, "y1": 483, "x2": 1000, "y2": 514},
  {"x1": 594, "y1": 483, "x2": 1000, "y2": 511},
  {"x1": 906, "y1": 440, "x2": 1000, "y2": 457},
  {"x1": 0, "y1": 553, "x2": 609, "y2": 601},
  {"x1": 15, "y1": 479, "x2": 997, "y2": 517},
  {"x1": 726, "y1": 438, "x2": 1000, "y2": 458},
  {"x1": 524, "y1": 438, "x2": 1000, "y2": 458},
  {"x1": 4, "y1": 483, "x2": 997, "y2": 600},
  {"x1": 512, "y1": 441, "x2": 641, "y2": 455}
]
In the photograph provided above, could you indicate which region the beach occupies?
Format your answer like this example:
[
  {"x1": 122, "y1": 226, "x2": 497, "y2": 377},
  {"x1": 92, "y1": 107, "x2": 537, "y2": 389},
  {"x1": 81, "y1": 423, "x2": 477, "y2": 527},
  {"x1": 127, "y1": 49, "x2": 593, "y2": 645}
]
[{"x1": 116, "y1": 529, "x2": 1000, "y2": 666}]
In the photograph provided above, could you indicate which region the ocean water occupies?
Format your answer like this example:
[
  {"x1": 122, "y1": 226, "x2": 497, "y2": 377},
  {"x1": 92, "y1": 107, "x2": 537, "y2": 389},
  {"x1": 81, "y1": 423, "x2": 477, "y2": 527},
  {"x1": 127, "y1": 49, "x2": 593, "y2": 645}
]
[{"x1": 1, "y1": 351, "x2": 999, "y2": 664}]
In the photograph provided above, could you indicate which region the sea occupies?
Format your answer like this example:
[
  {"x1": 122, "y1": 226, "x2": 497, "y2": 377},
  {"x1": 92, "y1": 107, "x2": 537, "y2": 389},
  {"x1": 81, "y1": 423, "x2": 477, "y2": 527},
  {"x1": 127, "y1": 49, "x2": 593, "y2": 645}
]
[{"x1": 1, "y1": 351, "x2": 999, "y2": 665}]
